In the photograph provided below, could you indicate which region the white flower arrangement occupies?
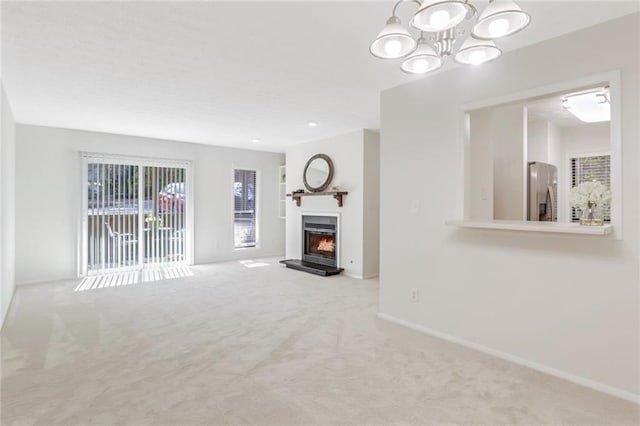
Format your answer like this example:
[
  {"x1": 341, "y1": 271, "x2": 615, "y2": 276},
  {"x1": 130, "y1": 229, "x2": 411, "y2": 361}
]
[{"x1": 569, "y1": 181, "x2": 611, "y2": 210}]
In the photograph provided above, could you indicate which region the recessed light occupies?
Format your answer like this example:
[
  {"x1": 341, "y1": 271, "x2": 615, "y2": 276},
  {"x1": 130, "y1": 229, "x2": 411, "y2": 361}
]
[
  {"x1": 307, "y1": 121, "x2": 318, "y2": 127},
  {"x1": 252, "y1": 138, "x2": 261, "y2": 143}
]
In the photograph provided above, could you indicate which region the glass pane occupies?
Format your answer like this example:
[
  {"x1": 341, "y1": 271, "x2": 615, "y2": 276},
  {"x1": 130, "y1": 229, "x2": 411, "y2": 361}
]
[{"x1": 234, "y1": 169, "x2": 256, "y2": 248}]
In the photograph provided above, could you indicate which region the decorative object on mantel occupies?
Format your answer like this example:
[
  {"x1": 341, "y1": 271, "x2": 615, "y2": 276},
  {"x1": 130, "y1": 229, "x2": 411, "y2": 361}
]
[
  {"x1": 369, "y1": 0, "x2": 531, "y2": 74},
  {"x1": 569, "y1": 181, "x2": 611, "y2": 226},
  {"x1": 287, "y1": 191, "x2": 348, "y2": 207},
  {"x1": 288, "y1": 153, "x2": 347, "y2": 206},
  {"x1": 303, "y1": 153, "x2": 334, "y2": 192}
]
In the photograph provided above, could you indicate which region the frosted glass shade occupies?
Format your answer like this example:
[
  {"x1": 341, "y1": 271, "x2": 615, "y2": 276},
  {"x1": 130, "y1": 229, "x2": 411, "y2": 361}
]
[
  {"x1": 400, "y1": 42, "x2": 442, "y2": 74},
  {"x1": 370, "y1": 17, "x2": 417, "y2": 59},
  {"x1": 412, "y1": 1, "x2": 469, "y2": 32},
  {"x1": 472, "y1": 0, "x2": 531, "y2": 40},
  {"x1": 454, "y1": 36, "x2": 502, "y2": 65},
  {"x1": 562, "y1": 90, "x2": 611, "y2": 123}
]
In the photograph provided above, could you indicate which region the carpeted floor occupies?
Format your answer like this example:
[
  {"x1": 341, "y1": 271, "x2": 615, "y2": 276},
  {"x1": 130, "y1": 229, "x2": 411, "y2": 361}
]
[{"x1": 2, "y1": 258, "x2": 638, "y2": 425}]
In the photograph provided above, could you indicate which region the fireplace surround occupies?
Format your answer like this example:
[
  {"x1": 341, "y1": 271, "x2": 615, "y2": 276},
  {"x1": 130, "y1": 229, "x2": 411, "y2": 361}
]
[
  {"x1": 302, "y1": 215, "x2": 337, "y2": 267},
  {"x1": 281, "y1": 213, "x2": 343, "y2": 276}
]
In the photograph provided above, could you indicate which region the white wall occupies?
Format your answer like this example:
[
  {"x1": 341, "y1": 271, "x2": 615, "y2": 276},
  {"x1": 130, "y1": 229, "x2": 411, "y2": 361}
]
[
  {"x1": 492, "y1": 105, "x2": 526, "y2": 220},
  {"x1": 363, "y1": 129, "x2": 380, "y2": 279},
  {"x1": 285, "y1": 129, "x2": 379, "y2": 279},
  {"x1": 469, "y1": 109, "x2": 493, "y2": 220},
  {"x1": 469, "y1": 105, "x2": 527, "y2": 220},
  {"x1": 15, "y1": 124, "x2": 285, "y2": 284},
  {"x1": 1, "y1": 85, "x2": 17, "y2": 328},
  {"x1": 379, "y1": 14, "x2": 639, "y2": 400},
  {"x1": 527, "y1": 120, "x2": 551, "y2": 164}
]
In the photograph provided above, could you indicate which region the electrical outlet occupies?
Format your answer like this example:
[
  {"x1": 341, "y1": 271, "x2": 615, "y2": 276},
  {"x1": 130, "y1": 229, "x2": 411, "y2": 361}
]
[{"x1": 410, "y1": 288, "x2": 419, "y2": 303}]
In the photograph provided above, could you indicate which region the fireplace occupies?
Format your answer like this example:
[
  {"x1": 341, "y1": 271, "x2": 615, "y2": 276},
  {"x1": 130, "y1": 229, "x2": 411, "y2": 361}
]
[{"x1": 302, "y1": 215, "x2": 338, "y2": 268}]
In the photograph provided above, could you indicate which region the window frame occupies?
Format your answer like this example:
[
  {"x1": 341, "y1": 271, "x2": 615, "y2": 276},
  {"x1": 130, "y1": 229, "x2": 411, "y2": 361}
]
[
  {"x1": 457, "y1": 70, "x2": 622, "y2": 239},
  {"x1": 567, "y1": 151, "x2": 611, "y2": 223},
  {"x1": 232, "y1": 167, "x2": 259, "y2": 249}
]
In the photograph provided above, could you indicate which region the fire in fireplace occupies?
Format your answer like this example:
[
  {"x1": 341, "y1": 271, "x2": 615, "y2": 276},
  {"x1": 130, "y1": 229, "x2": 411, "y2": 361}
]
[
  {"x1": 309, "y1": 235, "x2": 335, "y2": 255},
  {"x1": 302, "y1": 215, "x2": 338, "y2": 268}
]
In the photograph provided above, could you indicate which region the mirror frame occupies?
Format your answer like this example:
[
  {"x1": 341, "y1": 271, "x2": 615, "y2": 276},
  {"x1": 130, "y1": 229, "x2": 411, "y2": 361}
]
[{"x1": 303, "y1": 153, "x2": 334, "y2": 192}]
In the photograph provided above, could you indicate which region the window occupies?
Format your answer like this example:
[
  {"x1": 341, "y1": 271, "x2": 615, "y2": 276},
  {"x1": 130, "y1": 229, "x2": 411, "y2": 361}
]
[
  {"x1": 81, "y1": 153, "x2": 192, "y2": 276},
  {"x1": 570, "y1": 154, "x2": 611, "y2": 222},
  {"x1": 234, "y1": 169, "x2": 257, "y2": 248}
]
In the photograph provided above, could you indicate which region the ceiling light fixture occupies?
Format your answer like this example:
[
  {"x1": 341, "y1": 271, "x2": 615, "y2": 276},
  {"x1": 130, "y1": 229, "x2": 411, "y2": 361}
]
[
  {"x1": 562, "y1": 88, "x2": 611, "y2": 123},
  {"x1": 472, "y1": 0, "x2": 531, "y2": 40},
  {"x1": 370, "y1": 0, "x2": 530, "y2": 74},
  {"x1": 401, "y1": 35, "x2": 442, "y2": 73},
  {"x1": 454, "y1": 37, "x2": 501, "y2": 65},
  {"x1": 252, "y1": 138, "x2": 261, "y2": 143},
  {"x1": 369, "y1": 16, "x2": 417, "y2": 59},
  {"x1": 307, "y1": 121, "x2": 318, "y2": 127}
]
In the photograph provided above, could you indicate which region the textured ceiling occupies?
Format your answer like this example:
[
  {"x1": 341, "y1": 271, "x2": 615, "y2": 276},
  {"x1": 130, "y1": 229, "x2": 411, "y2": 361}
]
[
  {"x1": 2, "y1": 1, "x2": 638, "y2": 152},
  {"x1": 527, "y1": 95, "x2": 582, "y2": 128}
]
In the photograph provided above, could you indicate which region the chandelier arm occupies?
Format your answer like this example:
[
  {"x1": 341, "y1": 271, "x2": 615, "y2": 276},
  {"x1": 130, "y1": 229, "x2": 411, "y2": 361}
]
[{"x1": 391, "y1": 0, "x2": 422, "y2": 17}]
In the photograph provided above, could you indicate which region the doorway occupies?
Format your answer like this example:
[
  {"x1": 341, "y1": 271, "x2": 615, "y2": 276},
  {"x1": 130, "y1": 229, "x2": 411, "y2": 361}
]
[{"x1": 81, "y1": 154, "x2": 192, "y2": 275}]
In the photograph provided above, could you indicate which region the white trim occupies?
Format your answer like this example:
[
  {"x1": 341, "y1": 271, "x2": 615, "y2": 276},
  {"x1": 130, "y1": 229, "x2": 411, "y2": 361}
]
[
  {"x1": 232, "y1": 166, "x2": 260, "y2": 249},
  {"x1": 79, "y1": 151, "x2": 190, "y2": 168},
  {"x1": 79, "y1": 155, "x2": 89, "y2": 277},
  {"x1": 0, "y1": 285, "x2": 15, "y2": 329},
  {"x1": 446, "y1": 219, "x2": 613, "y2": 235},
  {"x1": 377, "y1": 312, "x2": 640, "y2": 404},
  {"x1": 458, "y1": 70, "x2": 622, "y2": 240},
  {"x1": 185, "y1": 164, "x2": 195, "y2": 265},
  {"x1": 17, "y1": 275, "x2": 78, "y2": 286},
  {"x1": 79, "y1": 154, "x2": 194, "y2": 276}
]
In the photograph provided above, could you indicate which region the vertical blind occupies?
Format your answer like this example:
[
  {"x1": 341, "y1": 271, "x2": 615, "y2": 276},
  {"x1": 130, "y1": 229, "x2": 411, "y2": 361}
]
[
  {"x1": 234, "y1": 169, "x2": 257, "y2": 248},
  {"x1": 87, "y1": 163, "x2": 139, "y2": 271},
  {"x1": 143, "y1": 165, "x2": 187, "y2": 265},
  {"x1": 570, "y1": 154, "x2": 611, "y2": 222},
  {"x1": 83, "y1": 153, "x2": 190, "y2": 274}
]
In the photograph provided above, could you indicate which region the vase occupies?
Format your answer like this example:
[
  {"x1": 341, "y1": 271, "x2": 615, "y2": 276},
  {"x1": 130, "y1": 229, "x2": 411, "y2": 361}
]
[{"x1": 580, "y1": 204, "x2": 604, "y2": 226}]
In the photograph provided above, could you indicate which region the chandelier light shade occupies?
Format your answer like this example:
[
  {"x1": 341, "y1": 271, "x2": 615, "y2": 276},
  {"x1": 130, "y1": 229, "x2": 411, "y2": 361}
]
[
  {"x1": 369, "y1": 0, "x2": 530, "y2": 74},
  {"x1": 472, "y1": 0, "x2": 531, "y2": 40},
  {"x1": 369, "y1": 16, "x2": 417, "y2": 59},
  {"x1": 401, "y1": 38, "x2": 443, "y2": 74},
  {"x1": 412, "y1": 0, "x2": 470, "y2": 32},
  {"x1": 454, "y1": 36, "x2": 502, "y2": 65}
]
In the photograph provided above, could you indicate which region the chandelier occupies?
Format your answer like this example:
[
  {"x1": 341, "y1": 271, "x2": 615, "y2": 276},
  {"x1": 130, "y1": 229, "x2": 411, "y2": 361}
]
[{"x1": 370, "y1": 0, "x2": 531, "y2": 74}]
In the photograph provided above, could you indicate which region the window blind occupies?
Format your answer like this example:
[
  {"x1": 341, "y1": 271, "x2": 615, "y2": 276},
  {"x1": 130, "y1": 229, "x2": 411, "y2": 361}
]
[
  {"x1": 570, "y1": 155, "x2": 611, "y2": 222},
  {"x1": 83, "y1": 153, "x2": 189, "y2": 274},
  {"x1": 234, "y1": 169, "x2": 257, "y2": 248}
]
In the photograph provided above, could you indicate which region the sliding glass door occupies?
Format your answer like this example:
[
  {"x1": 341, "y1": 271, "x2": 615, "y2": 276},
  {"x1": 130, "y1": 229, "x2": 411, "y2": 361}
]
[
  {"x1": 142, "y1": 165, "x2": 187, "y2": 265},
  {"x1": 81, "y1": 155, "x2": 191, "y2": 275},
  {"x1": 86, "y1": 162, "x2": 140, "y2": 272}
]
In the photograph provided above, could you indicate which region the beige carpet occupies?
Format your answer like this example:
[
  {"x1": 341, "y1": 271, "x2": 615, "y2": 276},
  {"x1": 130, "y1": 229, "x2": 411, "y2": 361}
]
[{"x1": 2, "y1": 258, "x2": 638, "y2": 425}]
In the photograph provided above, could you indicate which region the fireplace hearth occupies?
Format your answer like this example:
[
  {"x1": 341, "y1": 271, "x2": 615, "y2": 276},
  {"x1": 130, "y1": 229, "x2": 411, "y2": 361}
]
[{"x1": 280, "y1": 214, "x2": 343, "y2": 276}]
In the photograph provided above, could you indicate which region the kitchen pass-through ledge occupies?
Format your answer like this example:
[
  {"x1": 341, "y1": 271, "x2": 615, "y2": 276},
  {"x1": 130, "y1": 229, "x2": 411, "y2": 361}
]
[{"x1": 445, "y1": 220, "x2": 613, "y2": 235}]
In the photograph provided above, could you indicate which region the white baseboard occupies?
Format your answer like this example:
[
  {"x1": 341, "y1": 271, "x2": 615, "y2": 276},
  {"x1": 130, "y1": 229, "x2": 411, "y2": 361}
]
[
  {"x1": 17, "y1": 275, "x2": 77, "y2": 286},
  {"x1": 1, "y1": 284, "x2": 16, "y2": 330},
  {"x1": 377, "y1": 312, "x2": 640, "y2": 405}
]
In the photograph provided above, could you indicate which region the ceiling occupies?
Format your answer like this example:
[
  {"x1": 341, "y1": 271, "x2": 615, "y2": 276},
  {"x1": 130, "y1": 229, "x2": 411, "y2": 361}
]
[
  {"x1": 527, "y1": 94, "x2": 584, "y2": 128},
  {"x1": 2, "y1": 1, "x2": 638, "y2": 152}
]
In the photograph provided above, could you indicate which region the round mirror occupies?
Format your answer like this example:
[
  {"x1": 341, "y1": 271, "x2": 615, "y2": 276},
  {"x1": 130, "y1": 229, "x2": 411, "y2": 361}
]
[{"x1": 303, "y1": 154, "x2": 334, "y2": 192}]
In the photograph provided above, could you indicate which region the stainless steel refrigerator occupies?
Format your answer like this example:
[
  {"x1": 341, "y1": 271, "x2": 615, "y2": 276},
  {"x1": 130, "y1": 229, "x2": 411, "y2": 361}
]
[{"x1": 527, "y1": 162, "x2": 558, "y2": 222}]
